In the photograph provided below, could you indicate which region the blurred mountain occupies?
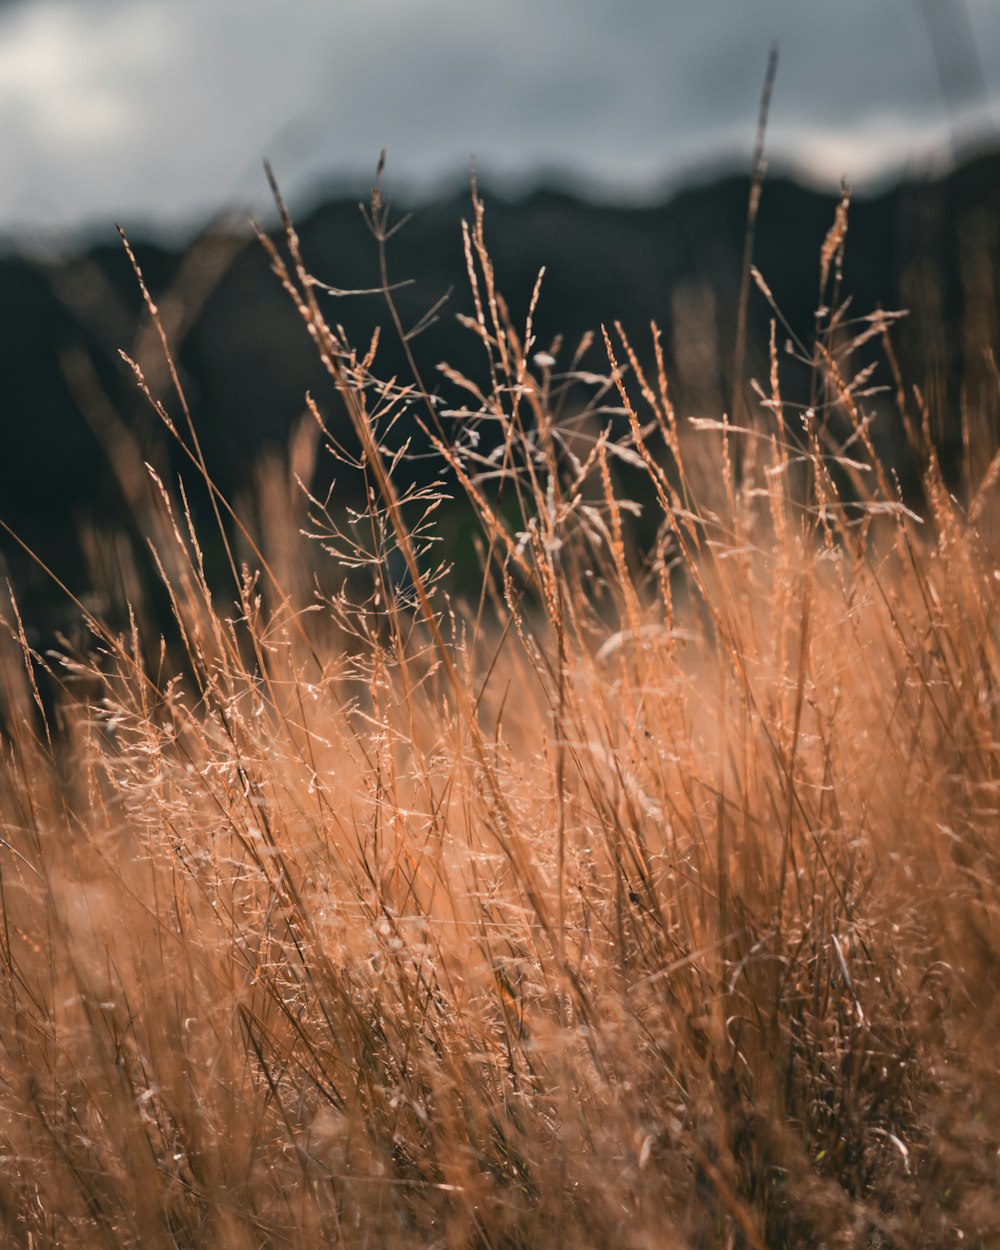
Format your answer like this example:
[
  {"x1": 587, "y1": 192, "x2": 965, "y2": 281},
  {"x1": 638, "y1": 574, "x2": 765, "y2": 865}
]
[{"x1": 2, "y1": 151, "x2": 999, "y2": 601}]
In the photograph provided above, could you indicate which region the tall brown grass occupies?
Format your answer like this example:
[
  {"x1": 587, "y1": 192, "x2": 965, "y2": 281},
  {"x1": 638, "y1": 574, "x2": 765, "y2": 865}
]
[{"x1": 0, "y1": 170, "x2": 998, "y2": 1249}]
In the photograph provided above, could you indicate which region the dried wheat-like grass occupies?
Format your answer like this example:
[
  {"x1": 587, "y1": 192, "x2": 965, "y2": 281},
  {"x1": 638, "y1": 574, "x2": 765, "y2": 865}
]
[{"x1": 0, "y1": 175, "x2": 998, "y2": 1249}]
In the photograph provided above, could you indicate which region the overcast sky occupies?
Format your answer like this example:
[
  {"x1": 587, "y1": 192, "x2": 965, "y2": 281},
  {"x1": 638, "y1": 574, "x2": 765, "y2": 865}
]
[{"x1": 2, "y1": 0, "x2": 999, "y2": 241}]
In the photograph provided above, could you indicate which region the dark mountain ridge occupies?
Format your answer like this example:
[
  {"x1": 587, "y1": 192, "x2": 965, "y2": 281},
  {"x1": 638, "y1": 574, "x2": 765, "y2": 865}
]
[{"x1": 1, "y1": 151, "x2": 998, "y2": 605}]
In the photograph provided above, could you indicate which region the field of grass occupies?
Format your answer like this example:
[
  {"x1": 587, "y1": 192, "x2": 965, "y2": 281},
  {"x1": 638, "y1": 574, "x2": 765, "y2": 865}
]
[{"x1": 1, "y1": 174, "x2": 999, "y2": 1249}]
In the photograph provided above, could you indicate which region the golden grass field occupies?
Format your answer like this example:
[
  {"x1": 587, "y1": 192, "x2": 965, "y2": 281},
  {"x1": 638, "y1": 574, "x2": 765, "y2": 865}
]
[{"x1": 1, "y1": 173, "x2": 999, "y2": 1248}]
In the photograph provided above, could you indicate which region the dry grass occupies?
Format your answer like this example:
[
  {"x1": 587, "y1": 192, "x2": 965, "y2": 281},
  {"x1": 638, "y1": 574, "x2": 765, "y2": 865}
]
[{"x1": 0, "y1": 173, "x2": 999, "y2": 1249}]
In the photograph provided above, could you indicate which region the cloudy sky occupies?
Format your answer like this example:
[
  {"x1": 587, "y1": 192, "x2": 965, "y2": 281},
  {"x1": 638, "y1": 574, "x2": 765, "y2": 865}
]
[{"x1": 1, "y1": 0, "x2": 998, "y2": 241}]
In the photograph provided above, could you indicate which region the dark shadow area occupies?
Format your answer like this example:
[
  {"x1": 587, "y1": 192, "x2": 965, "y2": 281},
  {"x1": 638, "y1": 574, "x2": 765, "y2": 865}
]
[{"x1": 2, "y1": 149, "x2": 999, "y2": 626}]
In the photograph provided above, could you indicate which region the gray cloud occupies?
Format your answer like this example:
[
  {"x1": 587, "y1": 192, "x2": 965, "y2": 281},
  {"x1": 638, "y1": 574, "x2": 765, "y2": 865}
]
[{"x1": 1, "y1": 0, "x2": 998, "y2": 237}]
